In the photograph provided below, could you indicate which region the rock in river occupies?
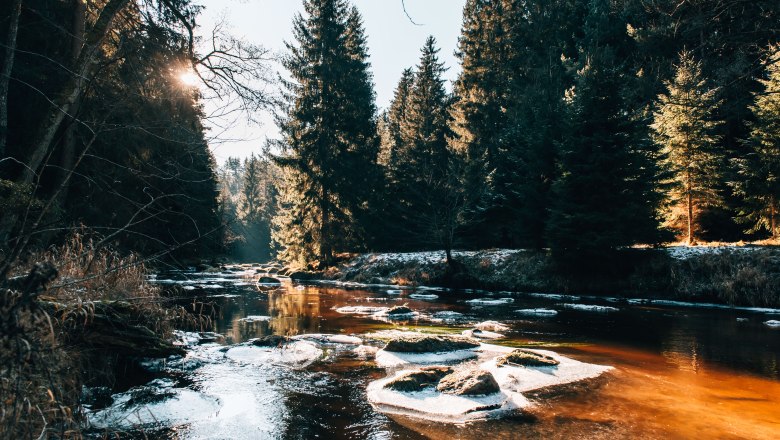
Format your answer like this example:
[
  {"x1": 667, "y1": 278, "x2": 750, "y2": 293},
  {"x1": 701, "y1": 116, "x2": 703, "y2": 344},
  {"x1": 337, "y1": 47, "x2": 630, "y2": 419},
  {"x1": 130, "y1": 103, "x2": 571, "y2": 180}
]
[
  {"x1": 496, "y1": 349, "x2": 560, "y2": 367},
  {"x1": 383, "y1": 334, "x2": 480, "y2": 353},
  {"x1": 383, "y1": 366, "x2": 454, "y2": 392},
  {"x1": 436, "y1": 368, "x2": 500, "y2": 396},
  {"x1": 251, "y1": 335, "x2": 289, "y2": 347}
]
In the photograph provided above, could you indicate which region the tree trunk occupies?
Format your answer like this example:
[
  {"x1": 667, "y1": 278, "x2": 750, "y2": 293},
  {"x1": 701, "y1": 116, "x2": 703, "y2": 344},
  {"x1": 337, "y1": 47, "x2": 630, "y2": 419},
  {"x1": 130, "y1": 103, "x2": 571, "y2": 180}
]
[
  {"x1": 54, "y1": 0, "x2": 87, "y2": 208},
  {"x1": 687, "y1": 169, "x2": 694, "y2": 245},
  {"x1": 769, "y1": 194, "x2": 777, "y2": 239},
  {"x1": 0, "y1": 0, "x2": 128, "y2": 248},
  {"x1": 20, "y1": 0, "x2": 129, "y2": 186},
  {"x1": 0, "y1": 0, "x2": 22, "y2": 160}
]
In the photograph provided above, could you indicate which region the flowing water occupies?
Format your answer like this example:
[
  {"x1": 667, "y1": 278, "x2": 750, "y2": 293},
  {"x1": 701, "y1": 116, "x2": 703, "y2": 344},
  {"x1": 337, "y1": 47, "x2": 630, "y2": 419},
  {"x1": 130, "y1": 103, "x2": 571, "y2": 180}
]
[{"x1": 86, "y1": 268, "x2": 780, "y2": 439}]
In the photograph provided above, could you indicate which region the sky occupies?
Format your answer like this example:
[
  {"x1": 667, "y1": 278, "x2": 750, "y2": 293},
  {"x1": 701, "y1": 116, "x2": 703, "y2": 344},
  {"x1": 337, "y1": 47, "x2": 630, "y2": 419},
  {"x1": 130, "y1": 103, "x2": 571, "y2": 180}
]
[{"x1": 196, "y1": 0, "x2": 467, "y2": 163}]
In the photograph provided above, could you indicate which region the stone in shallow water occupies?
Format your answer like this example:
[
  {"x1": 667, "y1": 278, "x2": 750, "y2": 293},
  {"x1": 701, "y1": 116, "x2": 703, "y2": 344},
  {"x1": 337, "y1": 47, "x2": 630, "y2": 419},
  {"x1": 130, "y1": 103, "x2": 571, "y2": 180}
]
[
  {"x1": 251, "y1": 335, "x2": 289, "y2": 347},
  {"x1": 383, "y1": 366, "x2": 454, "y2": 392},
  {"x1": 496, "y1": 349, "x2": 560, "y2": 367},
  {"x1": 383, "y1": 334, "x2": 480, "y2": 353},
  {"x1": 386, "y1": 305, "x2": 415, "y2": 316},
  {"x1": 473, "y1": 321, "x2": 510, "y2": 332},
  {"x1": 436, "y1": 368, "x2": 500, "y2": 396}
]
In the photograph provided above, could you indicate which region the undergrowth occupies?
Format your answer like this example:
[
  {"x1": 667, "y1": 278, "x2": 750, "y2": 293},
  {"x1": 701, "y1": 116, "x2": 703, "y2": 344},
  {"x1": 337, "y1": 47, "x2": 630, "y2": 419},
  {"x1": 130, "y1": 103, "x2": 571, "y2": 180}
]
[{"x1": 0, "y1": 231, "x2": 207, "y2": 439}]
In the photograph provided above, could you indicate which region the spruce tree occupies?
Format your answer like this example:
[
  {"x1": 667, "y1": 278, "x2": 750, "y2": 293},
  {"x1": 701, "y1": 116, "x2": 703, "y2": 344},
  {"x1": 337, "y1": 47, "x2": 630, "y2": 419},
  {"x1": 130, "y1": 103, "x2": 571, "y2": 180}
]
[
  {"x1": 385, "y1": 37, "x2": 462, "y2": 262},
  {"x1": 451, "y1": 0, "x2": 515, "y2": 247},
  {"x1": 733, "y1": 49, "x2": 780, "y2": 238},
  {"x1": 652, "y1": 51, "x2": 723, "y2": 244},
  {"x1": 273, "y1": 0, "x2": 378, "y2": 268},
  {"x1": 547, "y1": 0, "x2": 661, "y2": 256}
]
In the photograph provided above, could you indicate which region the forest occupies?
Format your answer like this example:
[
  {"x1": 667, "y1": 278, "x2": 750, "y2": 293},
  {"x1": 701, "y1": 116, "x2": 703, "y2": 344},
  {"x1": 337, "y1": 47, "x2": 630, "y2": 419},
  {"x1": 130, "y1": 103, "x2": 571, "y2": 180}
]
[
  {"x1": 0, "y1": 0, "x2": 778, "y2": 271},
  {"x1": 0, "y1": 0, "x2": 779, "y2": 438}
]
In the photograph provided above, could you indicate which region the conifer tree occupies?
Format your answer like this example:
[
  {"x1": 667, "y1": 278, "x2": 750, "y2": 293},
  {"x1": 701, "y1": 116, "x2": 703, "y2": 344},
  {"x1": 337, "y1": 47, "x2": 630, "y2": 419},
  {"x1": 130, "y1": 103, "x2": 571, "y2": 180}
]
[
  {"x1": 451, "y1": 0, "x2": 515, "y2": 247},
  {"x1": 733, "y1": 49, "x2": 780, "y2": 238},
  {"x1": 547, "y1": 0, "x2": 661, "y2": 256},
  {"x1": 384, "y1": 37, "x2": 462, "y2": 262},
  {"x1": 652, "y1": 51, "x2": 723, "y2": 244},
  {"x1": 273, "y1": 0, "x2": 378, "y2": 268}
]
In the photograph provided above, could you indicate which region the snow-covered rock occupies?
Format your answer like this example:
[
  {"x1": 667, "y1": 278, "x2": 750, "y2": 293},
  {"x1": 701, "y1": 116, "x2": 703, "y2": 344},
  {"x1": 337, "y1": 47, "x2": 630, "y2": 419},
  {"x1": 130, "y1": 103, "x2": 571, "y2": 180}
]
[
  {"x1": 561, "y1": 303, "x2": 619, "y2": 313},
  {"x1": 765, "y1": 320, "x2": 780, "y2": 327},
  {"x1": 466, "y1": 298, "x2": 514, "y2": 306},
  {"x1": 473, "y1": 321, "x2": 510, "y2": 332},
  {"x1": 409, "y1": 293, "x2": 439, "y2": 300},
  {"x1": 515, "y1": 308, "x2": 558, "y2": 317},
  {"x1": 367, "y1": 344, "x2": 612, "y2": 423}
]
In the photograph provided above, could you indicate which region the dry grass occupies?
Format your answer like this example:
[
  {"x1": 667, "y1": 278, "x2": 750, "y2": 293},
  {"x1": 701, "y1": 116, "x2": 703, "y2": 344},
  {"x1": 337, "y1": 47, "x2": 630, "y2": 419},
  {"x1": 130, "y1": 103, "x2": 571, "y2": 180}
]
[{"x1": 0, "y1": 231, "x2": 198, "y2": 439}]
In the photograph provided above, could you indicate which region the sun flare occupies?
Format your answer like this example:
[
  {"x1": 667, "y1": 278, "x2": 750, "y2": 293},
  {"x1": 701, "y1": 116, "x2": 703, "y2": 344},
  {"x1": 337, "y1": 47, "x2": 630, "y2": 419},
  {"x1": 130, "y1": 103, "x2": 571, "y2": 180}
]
[{"x1": 178, "y1": 70, "x2": 200, "y2": 87}]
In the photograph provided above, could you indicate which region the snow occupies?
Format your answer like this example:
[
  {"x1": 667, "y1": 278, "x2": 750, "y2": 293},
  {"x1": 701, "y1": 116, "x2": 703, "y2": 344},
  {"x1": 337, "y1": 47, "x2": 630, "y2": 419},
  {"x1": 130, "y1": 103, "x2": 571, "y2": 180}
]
[
  {"x1": 88, "y1": 385, "x2": 219, "y2": 429},
  {"x1": 481, "y1": 347, "x2": 612, "y2": 393},
  {"x1": 466, "y1": 298, "x2": 514, "y2": 306},
  {"x1": 334, "y1": 306, "x2": 388, "y2": 315},
  {"x1": 239, "y1": 315, "x2": 271, "y2": 323},
  {"x1": 625, "y1": 299, "x2": 780, "y2": 314},
  {"x1": 367, "y1": 344, "x2": 612, "y2": 423},
  {"x1": 764, "y1": 320, "x2": 780, "y2": 327},
  {"x1": 409, "y1": 293, "x2": 439, "y2": 300},
  {"x1": 561, "y1": 303, "x2": 619, "y2": 313},
  {"x1": 473, "y1": 321, "x2": 511, "y2": 332},
  {"x1": 374, "y1": 348, "x2": 479, "y2": 368},
  {"x1": 515, "y1": 308, "x2": 558, "y2": 317},
  {"x1": 360, "y1": 249, "x2": 526, "y2": 266},
  {"x1": 525, "y1": 293, "x2": 582, "y2": 301},
  {"x1": 386, "y1": 289, "x2": 403, "y2": 295},
  {"x1": 462, "y1": 329, "x2": 505, "y2": 340},
  {"x1": 666, "y1": 244, "x2": 762, "y2": 260},
  {"x1": 432, "y1": 311, "x2": 464, "y2": 319},
  {"x1": 225, "y1": 341, "x2": 323, "y2": 368},
  {"x1": 292, "y1": 333, "x2": 363, "y2": 345},
  {"x1": 367, "y1": 380, "x2": 525, "y2": 423}
]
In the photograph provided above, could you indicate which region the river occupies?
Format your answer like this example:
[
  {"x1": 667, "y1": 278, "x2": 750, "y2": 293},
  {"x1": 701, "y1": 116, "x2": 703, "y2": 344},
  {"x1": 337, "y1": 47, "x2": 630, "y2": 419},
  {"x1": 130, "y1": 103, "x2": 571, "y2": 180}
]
[{"x1": 85, "y1": 266, "x2": 780, "y2": 439}]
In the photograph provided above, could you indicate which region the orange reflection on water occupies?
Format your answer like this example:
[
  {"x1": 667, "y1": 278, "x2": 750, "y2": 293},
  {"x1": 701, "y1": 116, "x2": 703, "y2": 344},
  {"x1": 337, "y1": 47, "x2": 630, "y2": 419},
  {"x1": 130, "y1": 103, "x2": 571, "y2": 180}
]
[{"x1": 552, "y1": 344, "x2": 780, "y2": 439}]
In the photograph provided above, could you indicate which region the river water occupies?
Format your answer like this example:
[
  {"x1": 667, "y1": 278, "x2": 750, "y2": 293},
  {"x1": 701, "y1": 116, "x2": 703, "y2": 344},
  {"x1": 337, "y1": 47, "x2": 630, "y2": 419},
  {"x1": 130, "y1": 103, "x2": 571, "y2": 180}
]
[{"x1": 86, "y1": 267, "x2": 780, "y2": 439}]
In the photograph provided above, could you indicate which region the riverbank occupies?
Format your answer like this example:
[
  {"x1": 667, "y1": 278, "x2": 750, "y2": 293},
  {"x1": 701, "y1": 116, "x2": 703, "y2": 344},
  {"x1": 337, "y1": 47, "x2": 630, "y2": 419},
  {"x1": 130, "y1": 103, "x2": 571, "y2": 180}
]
[{"x1": 305, "y1": 246, "x2": 780, "y2": 308}]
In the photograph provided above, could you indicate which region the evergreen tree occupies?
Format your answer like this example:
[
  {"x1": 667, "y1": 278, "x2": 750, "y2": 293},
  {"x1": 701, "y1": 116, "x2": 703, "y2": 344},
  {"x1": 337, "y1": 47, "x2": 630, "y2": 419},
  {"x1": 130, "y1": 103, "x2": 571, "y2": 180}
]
[
  {"x1": 380, "y1": 67, "x2": 414, "y2": 180},
  {"x1": 451, "y1": 0, "x2": 515, "y2": 247},
  {"x1": 273, "y1": 0, "x2": 378, "y2": 268},
  {"x1": 652, "y1": 51, "x2": 723, "y2": 244},
  {"x1": 382, "y1": 37, "x2": 462, "y2": 262},
  {"x1": 547, "y1": 0, "x2": 661, "y2": 256},
  {"x1": 733, "y1": 49, "x2": 780, "y2": 238}
]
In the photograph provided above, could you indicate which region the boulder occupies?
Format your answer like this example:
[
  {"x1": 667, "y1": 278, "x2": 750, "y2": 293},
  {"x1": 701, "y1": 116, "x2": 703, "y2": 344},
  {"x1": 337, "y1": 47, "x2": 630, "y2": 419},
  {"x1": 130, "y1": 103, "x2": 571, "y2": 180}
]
[
  {"x1": 383, "y1": 334, "x2": 480, "y2": 353},
  {"x1": 251, "y1": 335, "x2": 289, "y2": 347},
  {"x1": 496, "y1": 349, "x2": 559, "y2": 367},
  {"x1": 436, "y1": 369, "x2": 500, "y2": 396},
  {"x1": 384, "y1": 366, "x2": 454, "y2": 392},
  {"x1": 473, "y1": 321, "x2": 510, "y2": 332},
  {"x1": 386, "y1": 305, "x2": 414, "y2": 316}
]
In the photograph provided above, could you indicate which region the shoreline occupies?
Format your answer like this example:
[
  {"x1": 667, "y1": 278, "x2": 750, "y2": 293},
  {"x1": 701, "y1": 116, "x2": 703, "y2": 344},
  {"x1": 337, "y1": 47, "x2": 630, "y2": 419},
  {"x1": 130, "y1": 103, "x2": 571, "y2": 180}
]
[{"x1": 290, "y1": 246, "x2": 780, "y2": 308}]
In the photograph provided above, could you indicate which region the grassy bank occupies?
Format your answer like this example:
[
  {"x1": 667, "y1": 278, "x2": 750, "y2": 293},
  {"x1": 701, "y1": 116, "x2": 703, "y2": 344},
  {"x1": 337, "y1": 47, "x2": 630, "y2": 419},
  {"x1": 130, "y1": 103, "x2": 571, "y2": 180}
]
[
  {"x1": 0, "y1": 234, "x2": 201, "y2": 439},
  {"x1": 321, "y1": 247, "x2": 780, "y2": 308}
]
